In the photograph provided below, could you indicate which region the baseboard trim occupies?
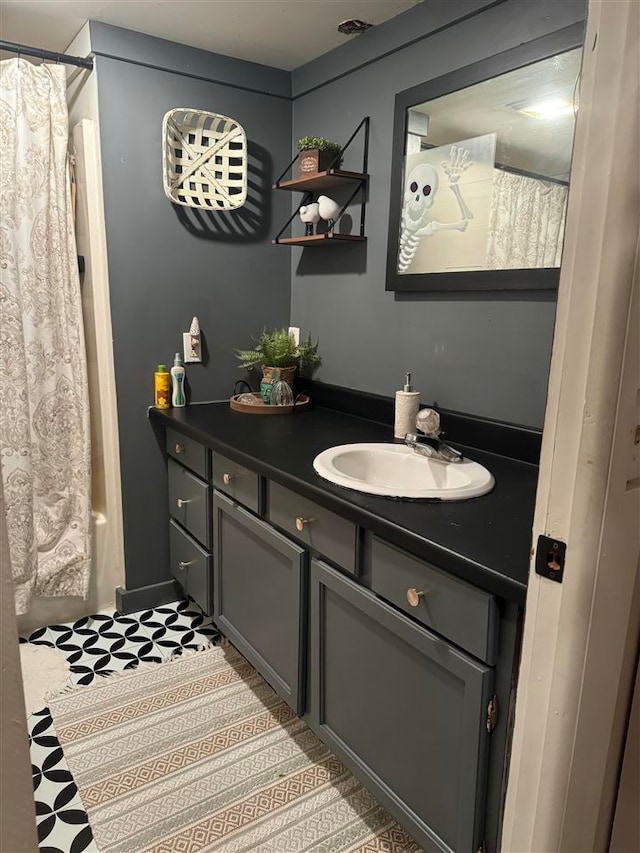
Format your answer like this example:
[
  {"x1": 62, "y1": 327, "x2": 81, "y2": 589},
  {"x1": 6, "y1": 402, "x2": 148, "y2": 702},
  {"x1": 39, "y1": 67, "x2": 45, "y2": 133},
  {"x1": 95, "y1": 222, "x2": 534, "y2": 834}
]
[{"x1": 115, "y1": 580, "x2": 182, "y2": 615}]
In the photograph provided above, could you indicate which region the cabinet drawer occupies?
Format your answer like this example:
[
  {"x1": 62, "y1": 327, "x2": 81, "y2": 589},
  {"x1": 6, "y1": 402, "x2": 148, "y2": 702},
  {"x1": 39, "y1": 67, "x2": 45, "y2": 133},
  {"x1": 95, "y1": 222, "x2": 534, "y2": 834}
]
[
  {"x1": 168, "y1": 458, "x2": 211, "y2": 549},
  {"x1": 369, "y1": 536, "x2": 498, "y2": 664},
  {"x1": 169, "y1": 519, "x2": 211, "y2": 615},
  {"x1": 268, "y1": 482, "x2": 358, "y2": 575},
  {"x1": 212, "y1": 452, "x2": 260, "y2": 514},
  {"x1": 166, "y1": 428, "x2": 209, "y2": 479}
]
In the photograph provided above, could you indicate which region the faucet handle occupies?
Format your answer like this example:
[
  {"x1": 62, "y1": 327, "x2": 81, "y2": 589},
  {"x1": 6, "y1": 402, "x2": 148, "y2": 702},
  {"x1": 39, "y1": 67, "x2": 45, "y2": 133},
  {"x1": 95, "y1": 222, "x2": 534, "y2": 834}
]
[{"x1": 416, "y1": 408, "x2": 441, "y2": 437}]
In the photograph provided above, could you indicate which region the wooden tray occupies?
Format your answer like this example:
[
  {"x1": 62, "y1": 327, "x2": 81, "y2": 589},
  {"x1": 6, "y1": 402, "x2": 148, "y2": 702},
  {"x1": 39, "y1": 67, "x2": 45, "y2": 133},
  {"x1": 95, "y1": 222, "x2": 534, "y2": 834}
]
[{"x1": 229, "y1": 392, "x2": 311, "y2": 415}]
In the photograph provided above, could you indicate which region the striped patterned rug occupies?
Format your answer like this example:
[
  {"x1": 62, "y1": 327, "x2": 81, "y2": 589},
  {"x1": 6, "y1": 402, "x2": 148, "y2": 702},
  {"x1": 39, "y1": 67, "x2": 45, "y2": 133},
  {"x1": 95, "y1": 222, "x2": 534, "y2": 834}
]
[{"x1": 49, "y1": 644, "x2": 422, "y2": 852}]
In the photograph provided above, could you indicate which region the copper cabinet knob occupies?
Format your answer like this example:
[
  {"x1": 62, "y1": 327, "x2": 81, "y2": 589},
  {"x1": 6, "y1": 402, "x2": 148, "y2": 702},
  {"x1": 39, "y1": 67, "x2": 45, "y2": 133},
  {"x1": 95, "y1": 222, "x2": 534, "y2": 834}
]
[
  {"x1": 406, "y1": 588, "x2": 426, "y2": 607},
  {"x1": 222, "y1": 473, "x2": 233, "y2": 485},
  {"x1": 175, "y1": 443, "x2": 183, "y2": 454},
  {"x1": 295, "y1": 516, "x2": 312, "y2": 532},
  {"x1": 177, "y1": 498, "x2": 191, "y2": 508},
  {"x1": 178, "y1": 560, "x2": 193, "y2": 571}
]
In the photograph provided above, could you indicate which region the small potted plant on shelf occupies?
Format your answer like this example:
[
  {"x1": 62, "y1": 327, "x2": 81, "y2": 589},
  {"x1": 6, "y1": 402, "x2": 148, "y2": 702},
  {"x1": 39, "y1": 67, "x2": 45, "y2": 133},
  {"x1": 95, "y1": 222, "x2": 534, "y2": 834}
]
[
  {"x1": 297, "y1": 136, "x2": 343, "y2": 176},
  {"x1": 236, "y1": 328, "x2": 322, "y2": 402}
]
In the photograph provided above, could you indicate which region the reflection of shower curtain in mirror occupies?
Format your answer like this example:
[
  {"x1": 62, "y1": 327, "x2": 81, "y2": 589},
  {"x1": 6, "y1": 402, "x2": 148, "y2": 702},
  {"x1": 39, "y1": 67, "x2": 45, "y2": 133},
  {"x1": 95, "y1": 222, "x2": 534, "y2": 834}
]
[
  {"x1": 486, "y1": 169, "x2": 568, "y2": 269},
  {"x1": 0, "y1": 59, "x2": 91, "y2": 615}
]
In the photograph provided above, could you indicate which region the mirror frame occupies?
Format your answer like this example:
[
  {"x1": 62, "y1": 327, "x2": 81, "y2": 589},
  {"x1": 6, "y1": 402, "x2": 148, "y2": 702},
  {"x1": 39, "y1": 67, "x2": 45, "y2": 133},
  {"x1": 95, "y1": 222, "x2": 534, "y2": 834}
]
[{"x1": 385, "y1": 22, "x2": 585, "y2": 293}]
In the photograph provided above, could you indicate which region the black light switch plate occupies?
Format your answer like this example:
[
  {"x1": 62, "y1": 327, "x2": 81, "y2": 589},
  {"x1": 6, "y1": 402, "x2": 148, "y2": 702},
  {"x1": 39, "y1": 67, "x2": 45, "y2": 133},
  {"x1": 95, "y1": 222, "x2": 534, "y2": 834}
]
[{"x1": 535, "y1": 535, "x2": 566, "y2": 583}]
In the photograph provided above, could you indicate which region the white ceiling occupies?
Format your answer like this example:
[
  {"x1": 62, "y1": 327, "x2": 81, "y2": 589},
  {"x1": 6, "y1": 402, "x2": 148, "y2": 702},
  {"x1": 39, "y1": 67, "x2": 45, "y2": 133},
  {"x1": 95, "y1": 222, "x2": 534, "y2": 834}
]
[{"x1": 0, "y1": 0, "x2": 421, "y2": 70}]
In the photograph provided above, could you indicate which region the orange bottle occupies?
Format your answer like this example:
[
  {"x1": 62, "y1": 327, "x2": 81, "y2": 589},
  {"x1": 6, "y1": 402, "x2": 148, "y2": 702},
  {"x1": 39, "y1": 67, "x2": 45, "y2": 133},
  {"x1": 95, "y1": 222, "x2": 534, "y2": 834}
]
[{"x1": 154, "y1": 364, "x2": 170, "y2": 409}]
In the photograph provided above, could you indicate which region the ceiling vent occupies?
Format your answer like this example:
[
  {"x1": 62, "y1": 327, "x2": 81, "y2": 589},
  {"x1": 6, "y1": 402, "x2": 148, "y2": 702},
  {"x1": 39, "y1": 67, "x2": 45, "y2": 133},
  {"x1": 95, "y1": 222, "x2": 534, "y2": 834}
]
[{"x1": 337, "y1": 19, "x2": 374, "y2": 35}]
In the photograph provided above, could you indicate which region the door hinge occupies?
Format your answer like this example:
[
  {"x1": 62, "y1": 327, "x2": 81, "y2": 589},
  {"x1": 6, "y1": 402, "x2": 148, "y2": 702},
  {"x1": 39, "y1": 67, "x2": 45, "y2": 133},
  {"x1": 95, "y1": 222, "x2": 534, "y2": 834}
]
[
  {"x1": 476, "y1": 841, "x2": 486, "y2": 853},
  {"x1": 486, "y1": 695, "x2": 499, "y2": 733}
]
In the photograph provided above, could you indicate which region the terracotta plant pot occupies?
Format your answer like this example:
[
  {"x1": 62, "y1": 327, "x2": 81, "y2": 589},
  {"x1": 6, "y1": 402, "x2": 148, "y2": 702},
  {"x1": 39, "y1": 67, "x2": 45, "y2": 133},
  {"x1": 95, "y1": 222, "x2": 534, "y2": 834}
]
[
  {"x1": 298, "y1": 148, "x2": 340, "y2": 176},
  {"x1": 262, "y1": 365, "x2": 296, "y2": 385}
]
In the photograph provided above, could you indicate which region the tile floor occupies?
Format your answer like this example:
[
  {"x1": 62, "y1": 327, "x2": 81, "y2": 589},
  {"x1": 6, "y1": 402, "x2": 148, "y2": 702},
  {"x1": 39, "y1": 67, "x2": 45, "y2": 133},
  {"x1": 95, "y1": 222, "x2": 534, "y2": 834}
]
[{"x1": 22, "y1": 598, "x2": 220, "y2": 853}]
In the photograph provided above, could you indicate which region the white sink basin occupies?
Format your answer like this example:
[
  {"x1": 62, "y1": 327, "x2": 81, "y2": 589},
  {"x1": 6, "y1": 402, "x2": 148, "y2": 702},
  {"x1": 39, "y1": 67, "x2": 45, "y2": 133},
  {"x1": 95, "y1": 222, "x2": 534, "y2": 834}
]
[{"x1": 313, "y1": 443, "x2": 494, "y2": 500}]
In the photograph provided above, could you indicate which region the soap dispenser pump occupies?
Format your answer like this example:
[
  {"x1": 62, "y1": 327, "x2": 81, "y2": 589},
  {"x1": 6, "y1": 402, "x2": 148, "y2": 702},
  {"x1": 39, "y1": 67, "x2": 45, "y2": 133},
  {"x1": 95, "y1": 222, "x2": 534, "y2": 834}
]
[
  {"x1": 394, "y1": 371, "x2": 420, "y2": 438},
  {"x1": 171, "y1": 352, "x2": 186, "y2": 408}
]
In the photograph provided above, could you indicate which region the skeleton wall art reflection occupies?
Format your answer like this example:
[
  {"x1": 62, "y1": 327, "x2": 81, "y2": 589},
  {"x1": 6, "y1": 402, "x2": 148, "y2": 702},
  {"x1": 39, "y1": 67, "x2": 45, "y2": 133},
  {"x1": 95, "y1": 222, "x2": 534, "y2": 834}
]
[{"x1": 398, "y1": 132, "x2": 497, "y2": 274}]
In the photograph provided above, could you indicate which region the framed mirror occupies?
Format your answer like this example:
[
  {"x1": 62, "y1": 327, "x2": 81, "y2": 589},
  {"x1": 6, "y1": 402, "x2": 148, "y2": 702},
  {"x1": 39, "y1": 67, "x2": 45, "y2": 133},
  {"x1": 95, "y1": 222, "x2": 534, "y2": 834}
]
[{"x1": 386, "y1": 23, "x2": 585, "y2": 292}]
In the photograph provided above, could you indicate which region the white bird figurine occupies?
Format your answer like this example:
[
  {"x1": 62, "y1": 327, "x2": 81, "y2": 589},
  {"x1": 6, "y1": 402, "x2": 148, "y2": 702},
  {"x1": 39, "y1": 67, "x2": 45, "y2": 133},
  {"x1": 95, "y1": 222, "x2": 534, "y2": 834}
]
[
  {"x1": 299, "y1": 202, "x2": 320, "y2": 236},
  {"x1": 317, "y1": 195, "x2": 341, "y2": 230}
]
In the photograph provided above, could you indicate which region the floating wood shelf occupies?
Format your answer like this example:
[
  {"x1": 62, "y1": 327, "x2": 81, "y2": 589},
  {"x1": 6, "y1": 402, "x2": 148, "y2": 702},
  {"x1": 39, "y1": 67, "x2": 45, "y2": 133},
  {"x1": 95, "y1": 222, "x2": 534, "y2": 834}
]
[
  {"x1": 272, "y1": 117, "x2": 370, "y2": 247},
  {"x1": 272, "y1": 169, "x2": 369, "y2": 193},
  {"x1": 272, "y1": 233, "x2": 367, "y2": 247}
]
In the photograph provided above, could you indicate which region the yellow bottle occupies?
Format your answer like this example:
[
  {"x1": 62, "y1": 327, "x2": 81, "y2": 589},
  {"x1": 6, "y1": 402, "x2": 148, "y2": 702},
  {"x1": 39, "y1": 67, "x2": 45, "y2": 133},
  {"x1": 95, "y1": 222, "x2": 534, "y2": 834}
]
[{"x1": 154, "y1": 364, "x2": 170, "y2": 409}]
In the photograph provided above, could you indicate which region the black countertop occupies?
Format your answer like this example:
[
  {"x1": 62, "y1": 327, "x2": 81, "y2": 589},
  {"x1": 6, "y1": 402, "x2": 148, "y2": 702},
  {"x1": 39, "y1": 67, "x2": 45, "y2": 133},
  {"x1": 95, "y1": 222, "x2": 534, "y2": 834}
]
[{"x1": 150, "y1": 402, "x2": 538, "y2": 604}]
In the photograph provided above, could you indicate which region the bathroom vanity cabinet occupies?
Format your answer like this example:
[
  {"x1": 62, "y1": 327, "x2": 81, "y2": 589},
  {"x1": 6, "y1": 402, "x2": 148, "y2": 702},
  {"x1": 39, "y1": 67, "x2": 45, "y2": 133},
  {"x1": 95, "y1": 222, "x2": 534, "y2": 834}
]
[
  {"x1": 149, "y1": 401, "x2": 537, "y2": 853},
  {"x1": 214, "y1": 477, "x2": 501, "y2": 851}
]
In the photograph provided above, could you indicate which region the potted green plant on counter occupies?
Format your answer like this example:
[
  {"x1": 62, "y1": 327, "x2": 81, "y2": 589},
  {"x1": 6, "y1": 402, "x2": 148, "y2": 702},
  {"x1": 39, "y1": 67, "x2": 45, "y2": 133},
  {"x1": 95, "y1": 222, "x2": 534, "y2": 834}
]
[
  {"x1": 236, "y1": 328, "x2": 321, "y2": 402},
  {"x1": 297, "y1": 136, "x2": 343, "y2": 176}
]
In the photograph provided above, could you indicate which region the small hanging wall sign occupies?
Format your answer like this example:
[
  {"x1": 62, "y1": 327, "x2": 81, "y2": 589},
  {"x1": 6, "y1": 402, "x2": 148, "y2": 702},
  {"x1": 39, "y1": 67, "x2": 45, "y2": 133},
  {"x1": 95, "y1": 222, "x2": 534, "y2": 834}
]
[{"x1": 162, "y1": 108, "x2": 247, "y2": 210}]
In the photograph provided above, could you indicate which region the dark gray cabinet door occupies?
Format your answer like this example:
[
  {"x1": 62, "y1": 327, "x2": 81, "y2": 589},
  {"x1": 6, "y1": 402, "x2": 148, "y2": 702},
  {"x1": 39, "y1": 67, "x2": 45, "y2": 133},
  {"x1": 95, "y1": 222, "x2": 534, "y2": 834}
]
[
  {"x1": 310, "y1": 558, "x2": 493, "y2": 853},
  {"x1": 213, "y1": 490, "x2": 306, "y2": 714}
]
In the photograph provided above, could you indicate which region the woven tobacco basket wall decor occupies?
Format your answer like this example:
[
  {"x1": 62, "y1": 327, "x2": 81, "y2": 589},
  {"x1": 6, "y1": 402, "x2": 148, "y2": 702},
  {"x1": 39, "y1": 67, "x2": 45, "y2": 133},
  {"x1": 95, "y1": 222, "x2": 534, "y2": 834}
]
[{"x1": 162, "y1": 108, "x2": 248, "y2": 210}]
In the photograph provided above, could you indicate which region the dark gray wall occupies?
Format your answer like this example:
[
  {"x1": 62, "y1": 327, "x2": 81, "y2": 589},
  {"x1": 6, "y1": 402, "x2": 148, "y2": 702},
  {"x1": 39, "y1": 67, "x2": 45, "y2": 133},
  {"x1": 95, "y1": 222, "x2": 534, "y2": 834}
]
[
  {"x1": 290, "y1": 0, "x2": 586, "y2": 428},
  {"x1": 91, "y1": 23, "x2": 292, "y2": 591},
  {"x1": 92, "y1": 4, "x2": 586, "y2": 593}
]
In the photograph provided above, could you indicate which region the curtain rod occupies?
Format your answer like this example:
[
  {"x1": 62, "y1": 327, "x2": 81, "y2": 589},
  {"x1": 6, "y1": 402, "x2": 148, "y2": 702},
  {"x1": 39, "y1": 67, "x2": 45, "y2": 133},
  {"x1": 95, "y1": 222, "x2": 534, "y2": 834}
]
[{"x1": 0, "y1": 39, "x2": 93, "y2": 70}]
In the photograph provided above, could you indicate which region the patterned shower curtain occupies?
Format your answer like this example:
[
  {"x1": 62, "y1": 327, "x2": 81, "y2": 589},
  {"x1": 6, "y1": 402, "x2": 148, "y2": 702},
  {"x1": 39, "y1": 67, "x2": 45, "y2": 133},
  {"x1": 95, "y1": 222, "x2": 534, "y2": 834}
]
[
  {"x1": 486, "y1": 168, "x2": 568, "y2": 269},
  {"x1": 0, "y1": 59, "x2": 91, "y2": 615}
]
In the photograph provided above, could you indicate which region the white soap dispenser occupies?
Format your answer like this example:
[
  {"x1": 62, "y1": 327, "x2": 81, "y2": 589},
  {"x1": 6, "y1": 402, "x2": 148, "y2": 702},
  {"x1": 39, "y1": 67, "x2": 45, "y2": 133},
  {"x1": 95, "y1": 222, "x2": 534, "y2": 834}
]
[
  {"x1": 394, "y1": 372, "x2": 420, "y2": 439},
  {"x1": 171, "y1": 352, "x2": 186, "y2": 408}
]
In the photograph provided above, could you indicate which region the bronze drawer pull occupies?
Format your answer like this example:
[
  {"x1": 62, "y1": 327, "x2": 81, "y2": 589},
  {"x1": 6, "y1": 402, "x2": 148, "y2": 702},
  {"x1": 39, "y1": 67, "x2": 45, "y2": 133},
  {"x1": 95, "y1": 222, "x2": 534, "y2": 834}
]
[
  {"x1": 177, "y1": 498, "x2": 191, "y2": 508},
  {"x1": 222, "y1": 473, "x2": 235, "y2": 485},
  {"x1": 175, "y1": 443, "x2": 184, "y2": 454},
  {"x1": 406, "y1": 588, "x2": 427, "y2": 607},
  {"x1": 295, "y1": 516, "x2": 314, "y2": 532},
  {"x1": 178, "y1": 560, "x2": 193, "y2": 571}
]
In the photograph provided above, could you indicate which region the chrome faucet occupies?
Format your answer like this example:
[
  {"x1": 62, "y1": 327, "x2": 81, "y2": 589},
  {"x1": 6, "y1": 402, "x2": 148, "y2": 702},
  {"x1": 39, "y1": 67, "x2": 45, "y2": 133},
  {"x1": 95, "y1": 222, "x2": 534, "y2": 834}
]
[{"x1": 404, "y1": 408, "x2": 463, "y2": 463}]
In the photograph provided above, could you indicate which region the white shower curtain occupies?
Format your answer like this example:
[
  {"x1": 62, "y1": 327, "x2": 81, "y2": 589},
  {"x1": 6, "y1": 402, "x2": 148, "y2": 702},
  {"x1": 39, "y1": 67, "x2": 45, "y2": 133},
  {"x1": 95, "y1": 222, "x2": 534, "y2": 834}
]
[
  {"x1": 486, "y1": 168, "x2": 568, "y2": 269},
  {"x1": 0, "y1": 59, "x2": 91, "y2": 615}
]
